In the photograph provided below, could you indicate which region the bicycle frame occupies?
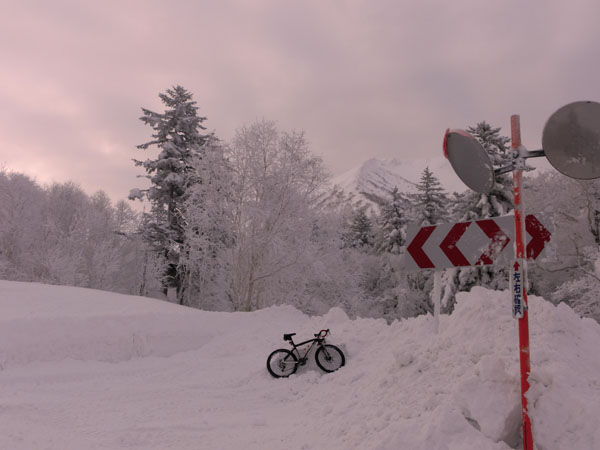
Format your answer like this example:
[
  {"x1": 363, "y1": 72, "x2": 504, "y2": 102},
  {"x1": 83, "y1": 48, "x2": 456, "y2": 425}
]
[{"x1": 287, "y1": 337, "x2": 325, "y2": 364}]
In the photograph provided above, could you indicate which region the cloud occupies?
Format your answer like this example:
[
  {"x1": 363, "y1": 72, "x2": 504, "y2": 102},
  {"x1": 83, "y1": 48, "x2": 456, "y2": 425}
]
[{"x1": 1, "y1": 0, "x2": 600, "y2": 203}]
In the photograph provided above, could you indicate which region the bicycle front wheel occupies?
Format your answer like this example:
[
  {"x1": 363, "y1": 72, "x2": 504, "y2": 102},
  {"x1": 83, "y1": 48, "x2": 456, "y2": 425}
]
[
  {"x1": 315, "y1": 344, "x2": 345, "y2": 373},
  {"x1": 267, "y1": 349, "x2": 298, "y2": 378}
]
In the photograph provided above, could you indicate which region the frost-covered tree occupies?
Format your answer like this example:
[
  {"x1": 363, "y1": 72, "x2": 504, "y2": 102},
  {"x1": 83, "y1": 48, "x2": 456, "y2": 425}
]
[
  {"x1": 525, "y1": 172, "x2": 600, "y2": 299},
  {"x1": 342, "y1": 207, "x2": 374, "y2": 250},
  {"x1": 375, "y1": 187, "x2": 408, "y2": 254},
  {"x1": 130, "y1": 86, "x2": 213, "y2": 303},
  {"x1": 179, "y1": 142, "x2": 235, "y2": 310},
  {"x1": 442, "y1": 122, "x2": 513, "y2": 311},
  {"x1": 0, "y1": 170, "x2": 46, "y2": 280},
  {"x1": 73, "y1": 191, "x2": 121, "y2": 288},
  {"x1": 42, "y1": 182, "x2": 91, "y2": 285},
  {"x1": 228, "y1": 120, "x2": 328, "y2": 311},
  {"x1": 114, "y1": 200, "x2": 139, "y2": 236},
  {"x1": 410, "y1": 167, "x2": 449, "y2": 226},
  {"x1": 0, "y1": 170, "x2": 146, "y2": 295},
  {"x1": 552, "y1": 255, "x2": 600, "y2": 324},
  {"x1": 458, "y1": 122, "x2": 513, "y2": 221}
]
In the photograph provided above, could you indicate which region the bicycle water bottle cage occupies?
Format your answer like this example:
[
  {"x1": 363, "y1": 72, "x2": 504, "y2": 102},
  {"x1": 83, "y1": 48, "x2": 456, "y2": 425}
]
[{"x1": 283, "y1": 333, "x2": 296, "y2": 341}]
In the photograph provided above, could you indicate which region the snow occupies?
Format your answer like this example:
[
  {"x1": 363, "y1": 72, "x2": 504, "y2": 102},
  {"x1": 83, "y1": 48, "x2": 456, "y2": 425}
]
[
  {"x1": 327, "y1": 156, "x2": 556, "y2": 214},
  {"x1": 128, "y1": 188, "x2": 143, "y2": 200},
  {"x1": 1, "y1": 280, "x2": 599, "y2": 450},
  {"x1": 331, "y1": 157, "x2": 467, "y2": 200}
]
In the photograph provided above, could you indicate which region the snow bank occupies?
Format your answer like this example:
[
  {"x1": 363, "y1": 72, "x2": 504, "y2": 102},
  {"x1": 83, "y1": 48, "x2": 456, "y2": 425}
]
[
  {"x1": 1, "y1": 281, "x2": 599, "y2": 450},
  {"x1": 0, "y1": 281, "x2": 220, "y2": 367}
]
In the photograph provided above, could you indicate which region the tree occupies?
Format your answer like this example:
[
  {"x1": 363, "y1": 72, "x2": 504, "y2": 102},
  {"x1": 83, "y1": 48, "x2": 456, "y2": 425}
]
[
  {"x1": 342, "y1": 207, "x2": 374, "y2": 250},
  {"x1": 459, "y1": 122, "x2": 513, "y2": 221},
  {"x1": 130, "y1": 86, "x2": 213, "y2": 303},
  {"x1": 42, "y1": 181, "x2": 90, "y2": 286},
  {"x1": 179, "y1": 142, "x2": 235, "y2": 310},
  {"x1": 227, "y1": 120, "x2": 328, "y2": 311},
  {"x1": 114, "y1": 200, "x2": 139, "y2": 235},
  {"x1": 442, "y1": 122, "x2": 513, "y2": 312},
  {"x1": 410, "y1": 167, "x2": 449, "y2": 226},
  {"x1": 524, "y1": 172, "x2": 600, "y2": 299},
  {"x1": 375, "y1": 187, "x2": 408, "y2": 254},
  {"x1": 552, "y1": 247, "x2": 600, "y2": 324},
  {"x1": 0, "y1": 170, "x2": 46, "y2": 280}
]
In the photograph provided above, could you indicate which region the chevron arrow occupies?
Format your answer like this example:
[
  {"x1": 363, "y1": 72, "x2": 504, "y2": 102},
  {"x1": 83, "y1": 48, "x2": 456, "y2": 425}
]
[
  {"x1": 440, "y1": 222, "x2": 471, "y2": 266},
  {"x1": 475, "y1": 219, "x2": 511, "y2": 265},
  {"x1": 526, "y1": 214, "x2": 552, "y2": 260},
  {"x1": 406, "y1": 225, "x2": 437, "y2": 269},
  {"x1": 404, "y1": 213, "x2": 552, "y2": 270}
]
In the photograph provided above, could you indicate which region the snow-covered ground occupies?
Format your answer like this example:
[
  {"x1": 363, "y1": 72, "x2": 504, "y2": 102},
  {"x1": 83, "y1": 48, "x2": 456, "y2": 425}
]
[{"x1": 1, "y1": 280, "x2": 599, "y2": 450}]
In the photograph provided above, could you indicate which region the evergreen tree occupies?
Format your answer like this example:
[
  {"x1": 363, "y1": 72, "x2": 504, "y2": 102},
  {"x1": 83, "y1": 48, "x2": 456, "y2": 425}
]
[
  {"x1": 130, "y1": 86, "x2": 212, "y2": 303},
  {"x1": 342, "y1": 208, "x2": 374, "y2": 250},
  {"x1": 376, "y1": 187, "x2": 408, "y2": 254},
  {"x1": 443, "y1": 122, "x2": 513, "y2": 312},
  {"x1": 459, "y1": 122, "x2": 513, "y2": 220},
  {"x1": 410, "y1": 167, "x2": 449, "y2": 226}
]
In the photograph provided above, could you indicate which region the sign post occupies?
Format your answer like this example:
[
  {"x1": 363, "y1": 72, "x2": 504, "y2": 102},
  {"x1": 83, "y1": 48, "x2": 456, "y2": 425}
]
[
  {"x1": 440, "y1": 100, "x2": 600, "y2": 450},
  {"x1": 510, "y1": 115, "x2": 533, "y2": 450}
]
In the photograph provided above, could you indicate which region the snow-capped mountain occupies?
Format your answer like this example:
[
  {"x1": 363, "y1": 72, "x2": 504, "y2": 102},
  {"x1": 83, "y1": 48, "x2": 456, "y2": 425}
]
[{"x1": 326, "y1": 156, "x2": 467, "y2": 211}]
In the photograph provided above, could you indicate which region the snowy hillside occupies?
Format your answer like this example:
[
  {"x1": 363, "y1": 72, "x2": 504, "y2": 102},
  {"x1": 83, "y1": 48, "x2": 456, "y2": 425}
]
[
  {"x1": 327, "y1": 157, "x2": 466, "y2": 212},
  {"x1": 1, "y1": 280, "x2": 599, "y2": 450}
]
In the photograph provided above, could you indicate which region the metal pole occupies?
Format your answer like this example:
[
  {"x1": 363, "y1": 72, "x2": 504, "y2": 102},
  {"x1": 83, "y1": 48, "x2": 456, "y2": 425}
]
[
  {"x1": 511, "y1": 115, "x2": 534, "y2": 450},
  {"x1": 432, "y1": 270, "x2": 442, "y2": 334}
]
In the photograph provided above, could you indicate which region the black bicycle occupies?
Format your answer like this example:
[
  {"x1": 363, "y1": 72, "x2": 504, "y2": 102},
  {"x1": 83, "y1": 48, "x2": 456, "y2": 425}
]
[{"x1": 266, "y1": 329, "x2": 345, "y2": 378}]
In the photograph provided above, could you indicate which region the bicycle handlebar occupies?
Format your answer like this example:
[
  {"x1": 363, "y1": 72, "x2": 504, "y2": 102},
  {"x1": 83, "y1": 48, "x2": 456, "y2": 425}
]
[{"x1": 315, "y1": 329, "x2": 330, "y2": 338}]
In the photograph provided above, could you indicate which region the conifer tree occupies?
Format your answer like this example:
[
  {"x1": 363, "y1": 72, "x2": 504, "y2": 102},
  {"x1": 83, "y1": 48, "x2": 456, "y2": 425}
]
[
  {"x1": 130, "y1": 86, "x2": 212, "y2": 303},
  {"x1": 342, "y1": 208, "x2": 374, "y2": 250},
  {"x1": 459, "y1": 121, "x2": 513, "y2": 220},
  {"x1": 443, "y1": 122, "x2": 513, "y2": 312},
  {"x1": 410, "y1": 167, "x2": 449, "y2": 226},
  {"x1": 376, "y1": 187, "x2": 408, "y2": 254}
]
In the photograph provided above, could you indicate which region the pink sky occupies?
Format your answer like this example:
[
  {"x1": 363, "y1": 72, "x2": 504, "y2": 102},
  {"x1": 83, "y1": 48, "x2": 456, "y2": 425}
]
[{"x1": 1, "y1": 0, "x2": 599, "y2": 203}]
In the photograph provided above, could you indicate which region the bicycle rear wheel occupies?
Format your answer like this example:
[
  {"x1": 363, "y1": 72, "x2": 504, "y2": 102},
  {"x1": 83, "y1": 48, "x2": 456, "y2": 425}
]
[
  {"x1": 315, "y1": 344, "x2": 345, "y2": 373},
  {"x1": 267, "y1": 349, "x2": 298, "y2": 378}
]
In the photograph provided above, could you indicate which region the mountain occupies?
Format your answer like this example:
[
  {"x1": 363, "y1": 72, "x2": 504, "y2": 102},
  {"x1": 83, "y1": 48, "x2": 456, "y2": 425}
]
[
  {"x1": 325, "y1": 156, "x2": 556, "y2": 213},
  {"x1": 325, "y1": 156, "x2": 467, "y2": 212}
]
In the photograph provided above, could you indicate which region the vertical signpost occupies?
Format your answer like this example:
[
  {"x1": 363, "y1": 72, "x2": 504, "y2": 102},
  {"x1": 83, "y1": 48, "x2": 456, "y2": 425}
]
[
  {"x1": 510, "y1": 115, "x2": 533, "y2": 450},
  {"x1": 440, "y1": 100, "x2": 600, "y2": 450}
]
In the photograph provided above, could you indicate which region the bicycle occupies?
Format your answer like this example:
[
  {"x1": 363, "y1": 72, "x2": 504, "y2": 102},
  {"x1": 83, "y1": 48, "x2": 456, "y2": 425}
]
[{"x1": 266, "y1": 329, "x2": 345, "y2": 378}]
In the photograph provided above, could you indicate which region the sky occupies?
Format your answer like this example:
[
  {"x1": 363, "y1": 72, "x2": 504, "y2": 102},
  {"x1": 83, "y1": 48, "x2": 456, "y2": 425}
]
[{"x1": 1, "y1": 0, "x2": 600, "y2": 203}]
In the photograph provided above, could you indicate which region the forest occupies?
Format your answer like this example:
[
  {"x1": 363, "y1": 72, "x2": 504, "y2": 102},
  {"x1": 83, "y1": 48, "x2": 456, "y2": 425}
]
[{"x1": 1, "y1": 86, "x2": 599, "y2": 324}]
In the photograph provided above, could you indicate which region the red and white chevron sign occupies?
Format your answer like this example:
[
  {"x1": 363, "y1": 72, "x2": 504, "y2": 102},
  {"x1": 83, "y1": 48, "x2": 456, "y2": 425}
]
[{"x1": 404, "y1": 214, "x2": 552, "y2": 270}]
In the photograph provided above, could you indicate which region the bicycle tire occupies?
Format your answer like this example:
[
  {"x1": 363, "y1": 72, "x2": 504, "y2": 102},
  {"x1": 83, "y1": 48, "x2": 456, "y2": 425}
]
[
  {"x1": 266, "y1": 349, "x2": 298, "y2": 378},
  {"x1": 315, "y1": 344, "x2": 345, "y2": 373}
]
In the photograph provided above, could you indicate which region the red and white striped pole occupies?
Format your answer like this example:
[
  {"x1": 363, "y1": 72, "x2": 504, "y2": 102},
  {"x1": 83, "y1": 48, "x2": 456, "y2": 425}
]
[{"x1": 511, "y1": 115, "x2": 534, "y2": 450}]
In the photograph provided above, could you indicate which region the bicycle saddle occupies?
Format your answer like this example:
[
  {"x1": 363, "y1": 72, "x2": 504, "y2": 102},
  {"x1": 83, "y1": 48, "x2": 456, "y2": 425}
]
[{"x1": 283, "y1": 333, "x2": 296, "y2": 341}]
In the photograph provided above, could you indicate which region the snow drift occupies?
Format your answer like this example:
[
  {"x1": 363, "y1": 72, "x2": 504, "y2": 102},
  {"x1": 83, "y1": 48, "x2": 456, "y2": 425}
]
[{"x1": 0, "y1": 280, "x2": 599, "y2": 450}]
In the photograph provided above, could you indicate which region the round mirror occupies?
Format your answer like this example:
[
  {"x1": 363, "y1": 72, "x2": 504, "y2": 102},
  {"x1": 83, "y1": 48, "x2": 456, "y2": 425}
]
[
  {"x1": 542, "y1": 101, "x2": 600, "y2": 180},
  {"x1": 443, "y1": 129, "x2": 494, "y2": 194}
]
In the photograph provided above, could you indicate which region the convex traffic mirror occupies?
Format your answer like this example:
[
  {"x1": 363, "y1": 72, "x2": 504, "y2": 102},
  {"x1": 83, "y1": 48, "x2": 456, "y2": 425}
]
[
  {"x1": 542, "y1": 101, "x2": 600, "y2": 180},
  {"x1": 443, "y1": 129, "x2": 494, "y2": 194}
]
